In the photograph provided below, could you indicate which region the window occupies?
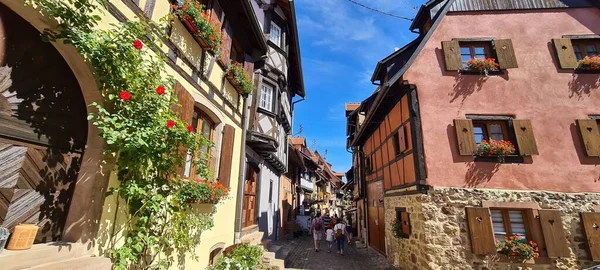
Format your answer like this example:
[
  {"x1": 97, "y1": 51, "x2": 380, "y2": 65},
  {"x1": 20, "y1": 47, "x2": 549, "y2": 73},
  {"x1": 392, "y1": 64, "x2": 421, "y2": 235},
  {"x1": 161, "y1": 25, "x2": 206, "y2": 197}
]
[
  {"x1": 472, "y1": 121, "x2": 509, "y2": 145},
  {"x1": 365, "y1": 156, "x2": 372, "y2": 173},
  {"x1": 572, "y1": 39, "x2": 600, "y2": 61},
  {"x1": 209, "y1": 248, "x2": 222, "y2": 265},
  {"x1": 184, "y1": 110, "x2": 215, "y2": 178},
  {"x1": 395, "y1": 208, "x2": 411, "y2": 239},
  {"x1": 259, "y1": 83, "x2": 274, "y2": 112},
  {"x1": 460, "y1": 42, "x2": 492, "y2": 68},
  {"x1": 490, "y1": 209, "x2": 529, "y2": 242},
  {"x1": 391, "y1": 127, "x2": 408, "y2": 156},
  {"x1": 269, "y1": 22, "x2": 282, "y2": 47}
]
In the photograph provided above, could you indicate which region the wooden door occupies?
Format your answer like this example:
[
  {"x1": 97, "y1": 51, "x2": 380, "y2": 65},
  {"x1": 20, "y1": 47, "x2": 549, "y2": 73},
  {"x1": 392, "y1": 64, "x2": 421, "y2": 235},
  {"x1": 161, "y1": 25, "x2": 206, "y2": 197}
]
[
  {"x1": 367, "y1": 181, "x2": 386, "y2": 254},
  {"x1": 0, "y1": 3, "x2": 88, "y2": 243},
  {"x1": 242, "y1": 163, "x2": 258, "y2": 228}
]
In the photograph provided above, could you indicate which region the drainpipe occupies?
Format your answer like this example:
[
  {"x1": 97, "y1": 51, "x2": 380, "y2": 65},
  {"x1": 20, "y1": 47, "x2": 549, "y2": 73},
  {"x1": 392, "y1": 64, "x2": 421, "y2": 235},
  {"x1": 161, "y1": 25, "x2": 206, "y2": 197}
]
[{"x1": 234, "y1": 91, "x2": 251, "y2": 244}]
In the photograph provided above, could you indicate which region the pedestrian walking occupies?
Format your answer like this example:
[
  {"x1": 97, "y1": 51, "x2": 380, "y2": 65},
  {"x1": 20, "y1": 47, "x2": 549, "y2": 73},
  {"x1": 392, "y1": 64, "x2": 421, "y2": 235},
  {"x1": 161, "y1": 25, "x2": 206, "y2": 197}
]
[
  {"x1": 322, "y1": 212, "x2": 332, "y2": 229},
  {"x1": 325, "y1": 224, "x2": 334, "y2": 253},
  {"x1": 334, "y1": 219, "x2": 346, "y2": 255},
  {"x1": 311, "y1": 212, "x2": 324, "y2": 252},
  {"x1": 345, "y1": 213, "x2": 353, "y2": 245}
]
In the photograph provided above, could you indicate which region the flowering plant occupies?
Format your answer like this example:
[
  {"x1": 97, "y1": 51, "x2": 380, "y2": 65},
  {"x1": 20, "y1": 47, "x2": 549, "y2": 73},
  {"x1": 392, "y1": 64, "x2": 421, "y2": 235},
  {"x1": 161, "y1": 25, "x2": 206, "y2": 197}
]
[
  {"x1": 178, "y1": 179, "x2": 230, "y2": 204},
  {"x1": 173, "y1": 0, "x2": 223, "y2": 52},
  {"x1": 497, "y1": 235, "x2": 540, "y2": 262},
  {"x1": 207, "y1": 243, "x2": 265, "y2": 270},
  {"x1": 466, "y1": 58, "x2": 500, "y2": 76},
  {"x1": 227, "y1": 62, "x2": 253, "y2": 96},
  {"x1": 476, "y1": 139, "x2": 515, "y2": 162},
  {"x1": 577, "y1": 56, "x2": 600, "y2": 71},
  {"x1": 31, "y1": 0, "x2": 220, "y2": 268}
]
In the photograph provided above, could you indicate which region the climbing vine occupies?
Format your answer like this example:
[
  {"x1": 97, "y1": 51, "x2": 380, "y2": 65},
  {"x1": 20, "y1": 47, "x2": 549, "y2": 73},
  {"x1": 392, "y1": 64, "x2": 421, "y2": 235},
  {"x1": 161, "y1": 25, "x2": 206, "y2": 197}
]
[{"x1": 28, "y1": 0, "x2": 228, "y2": 269}]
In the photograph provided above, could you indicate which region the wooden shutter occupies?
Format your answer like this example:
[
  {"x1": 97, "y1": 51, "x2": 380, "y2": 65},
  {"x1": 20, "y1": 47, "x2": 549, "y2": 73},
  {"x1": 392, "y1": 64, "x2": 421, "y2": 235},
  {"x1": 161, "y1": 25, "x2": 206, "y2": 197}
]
[
  {"x1": 576, "y1": 119, "x2": 600, "y2": 157},
  {"x1": 217, "y1": 124, "x2": 235, "y2": 188},
  {"x1": 494, "y1": 39, "x2": 518, "y2": 69},
  {"x1": 552, "y1": 38, "x2": 578, "y2": 69},
  {"x1": 581, "y1": 212, "x2": 600, "y2": 261},
  {"x1": 174, "y1": 82, "x2": 195, "y2": 125},
  {"x1": 512, "y1": 120, "x2": 539, "y2": 155},
  {"x1": 442, "y1": 40, "x2": 462, "y2": 71},
  {"x1": 539, "y1": 210, "x2": 570, "y2": 258},
  {"x1": 454, "y1": 119, "x2": 477, "y2": 156},
  {"x1": 400, "y1": 211, "x2": 411, "y2": 236},
  {"x1": 466, "y1": 207, "x2": 496, "y2": 255}
]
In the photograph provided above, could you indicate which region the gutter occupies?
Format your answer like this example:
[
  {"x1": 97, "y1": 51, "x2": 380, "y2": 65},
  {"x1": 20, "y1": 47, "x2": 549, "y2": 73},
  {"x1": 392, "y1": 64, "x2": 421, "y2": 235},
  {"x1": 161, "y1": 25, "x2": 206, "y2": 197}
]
[{"x1": 234, "y1": 92, "x2": 251, "y2": 243}]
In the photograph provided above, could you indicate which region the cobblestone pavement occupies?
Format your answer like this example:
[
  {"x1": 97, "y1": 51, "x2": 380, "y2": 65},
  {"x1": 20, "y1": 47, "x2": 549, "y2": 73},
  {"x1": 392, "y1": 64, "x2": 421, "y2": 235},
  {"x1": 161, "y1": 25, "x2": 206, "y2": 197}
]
[{"x1": 281, "y1": 236, "x2": 398, "y2": 270}]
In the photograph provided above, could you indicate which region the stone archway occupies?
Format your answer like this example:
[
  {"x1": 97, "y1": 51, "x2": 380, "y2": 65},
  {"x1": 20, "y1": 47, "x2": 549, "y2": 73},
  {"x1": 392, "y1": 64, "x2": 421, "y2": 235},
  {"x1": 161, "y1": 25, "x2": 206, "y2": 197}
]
[{"x1": 0, "y1": 0, "x2": 109, "y2": 248}]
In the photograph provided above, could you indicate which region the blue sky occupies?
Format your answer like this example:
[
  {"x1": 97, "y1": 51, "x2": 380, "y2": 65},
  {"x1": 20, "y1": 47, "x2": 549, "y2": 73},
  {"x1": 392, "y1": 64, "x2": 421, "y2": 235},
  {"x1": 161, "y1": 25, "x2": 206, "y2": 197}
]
[{"x1": 292, "y1": 0, "x2": 426, "y2": 175}]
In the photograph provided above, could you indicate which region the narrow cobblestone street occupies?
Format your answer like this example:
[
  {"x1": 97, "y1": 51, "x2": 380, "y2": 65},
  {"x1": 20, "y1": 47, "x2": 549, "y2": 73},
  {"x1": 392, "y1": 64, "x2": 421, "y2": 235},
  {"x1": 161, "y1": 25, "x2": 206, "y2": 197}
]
[{"x1": 278, "y1": 236, "x2": 397, "y2": 270}]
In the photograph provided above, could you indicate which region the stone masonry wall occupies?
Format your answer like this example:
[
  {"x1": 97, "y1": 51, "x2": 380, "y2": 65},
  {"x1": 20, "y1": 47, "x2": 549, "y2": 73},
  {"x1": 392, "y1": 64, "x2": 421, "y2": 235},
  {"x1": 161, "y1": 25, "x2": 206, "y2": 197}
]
[{"x1": 385, "y1": 187, "x2": 600, "y2": 270}]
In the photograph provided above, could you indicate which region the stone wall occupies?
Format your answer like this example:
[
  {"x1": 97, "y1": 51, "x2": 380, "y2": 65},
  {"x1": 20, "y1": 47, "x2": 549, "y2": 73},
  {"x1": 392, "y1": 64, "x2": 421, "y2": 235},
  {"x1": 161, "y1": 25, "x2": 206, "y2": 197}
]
[{"x1": 384, "y1": 187, "x2": 600, "y2": 270}]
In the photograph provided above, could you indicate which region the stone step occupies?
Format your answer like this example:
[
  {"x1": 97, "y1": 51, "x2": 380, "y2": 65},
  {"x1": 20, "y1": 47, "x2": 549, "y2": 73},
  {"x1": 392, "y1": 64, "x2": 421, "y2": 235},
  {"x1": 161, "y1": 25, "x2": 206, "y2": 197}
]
[
  {"x1": 28, "y1": 256, "x2": 112, "y2": 270},
  {"x1": 0, "y1": 242, "x2": 90, "y2": 270}
]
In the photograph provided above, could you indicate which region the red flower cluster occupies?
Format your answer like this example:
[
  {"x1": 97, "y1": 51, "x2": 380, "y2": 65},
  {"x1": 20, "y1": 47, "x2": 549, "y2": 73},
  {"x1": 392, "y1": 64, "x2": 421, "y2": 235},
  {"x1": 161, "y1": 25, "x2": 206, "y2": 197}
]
[
  {"x1": 119, "y1": 90, "x2": 131, "y2": 101},
  {"x1": 194, "y1": 179, "x2": 230, "y2": 204},
  {"x1": 577, "y1": 56, "x2": 600, "y2": 71},
  {"x1": 166, "y1": 120, "x2": 176, "y2": 129},
  {"x1": 187, "y1": 125, "x2": 194, "y2": 132},
  {"x1": 467, "y1": 58, "x2": 499, "y2": 74},
  {"x1": 476, "y1": 139, "x2": 515, "y2": 161},
  {"x1": 155, "y1": 85, "x2": 166, "y2": 95},
  {"x1": 133, "y1": 39, "x2": 143, "y2": 50},
  {"x1": 497, "y1": 235, "x2": 539, "y2": 261},
  {"x1": 175, "y1": 0, "x2": 223, "y2": 51}
]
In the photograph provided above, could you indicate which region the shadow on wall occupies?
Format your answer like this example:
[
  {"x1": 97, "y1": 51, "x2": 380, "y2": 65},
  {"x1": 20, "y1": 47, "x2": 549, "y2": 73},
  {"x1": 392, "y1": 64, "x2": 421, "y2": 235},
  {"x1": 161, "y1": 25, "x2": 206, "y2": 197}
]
[
  {"x1": 568, "y1": 73, "x2": 600, "y2": 100},
  {"x1": 259, "y1": 209, "x2": 280, "y2": 240},
  {"x1": 463, "y1": 162, "x2": 500, "y2": 188},
  {"x1": 0, "y1": 3, "x2": 88, "y2": 244}
]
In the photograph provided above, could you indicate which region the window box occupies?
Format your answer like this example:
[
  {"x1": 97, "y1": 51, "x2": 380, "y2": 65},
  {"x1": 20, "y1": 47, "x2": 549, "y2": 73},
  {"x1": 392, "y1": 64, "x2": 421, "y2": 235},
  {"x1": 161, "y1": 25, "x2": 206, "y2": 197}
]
[
  {"x1": 475, "y1": 140, "x2": 515, "y2": 163},
  {"x1": 465, "y1": 58, "x2": 500, "y2": 76},
  {"x1": 576, "y1": 56, "x2": 600, "y2": 72},
  {"x1": 173, "y1": 2, "x2": 223, "y2": 53},
  {"x1": 225, "y1": 62, "x2": 253, "y2": 96}
]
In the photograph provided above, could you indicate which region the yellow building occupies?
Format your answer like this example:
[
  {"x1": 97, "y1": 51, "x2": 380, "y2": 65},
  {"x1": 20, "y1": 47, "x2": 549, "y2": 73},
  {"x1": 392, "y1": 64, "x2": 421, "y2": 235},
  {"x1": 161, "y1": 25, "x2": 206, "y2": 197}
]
[{"x1": 0, "y1": 0, "x2": 267, "y2": 269}]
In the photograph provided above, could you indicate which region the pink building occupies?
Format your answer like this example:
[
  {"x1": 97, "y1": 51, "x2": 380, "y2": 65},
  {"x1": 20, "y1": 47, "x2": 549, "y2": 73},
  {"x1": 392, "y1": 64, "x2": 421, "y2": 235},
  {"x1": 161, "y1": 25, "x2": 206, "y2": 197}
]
[{"x1": 347, "y1": 0, "x2": 600, "y2": 269}]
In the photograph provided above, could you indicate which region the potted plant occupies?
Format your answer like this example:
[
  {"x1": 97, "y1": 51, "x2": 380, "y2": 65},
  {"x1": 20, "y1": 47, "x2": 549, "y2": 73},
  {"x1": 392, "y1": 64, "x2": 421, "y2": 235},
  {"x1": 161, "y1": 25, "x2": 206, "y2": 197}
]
[
  {"x1": 466, "y1": 57, "x2": 500, "y2": 76},
  {"x1": 226, "y1": 62, "x2": 253, "y2": 96},
  {"x1": 496, "y1": 235, "x2": 539, "y2": 263},
  {"x1": 476, "y1": 139, "x2": 515, "y2": 162},
  {"x1": 577, "y1": 56, "x2": 600, "y2": 71},
  {"x1": 172, "y1": 0, "x2": 223, "y2": 53}
]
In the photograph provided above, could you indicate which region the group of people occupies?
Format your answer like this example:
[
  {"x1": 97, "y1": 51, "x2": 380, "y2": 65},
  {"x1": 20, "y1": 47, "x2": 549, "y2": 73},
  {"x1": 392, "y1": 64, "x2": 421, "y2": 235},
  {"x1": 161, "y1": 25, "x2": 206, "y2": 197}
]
[{"x1": 310, "y1": 212, "x2": 353, "y2": 255}]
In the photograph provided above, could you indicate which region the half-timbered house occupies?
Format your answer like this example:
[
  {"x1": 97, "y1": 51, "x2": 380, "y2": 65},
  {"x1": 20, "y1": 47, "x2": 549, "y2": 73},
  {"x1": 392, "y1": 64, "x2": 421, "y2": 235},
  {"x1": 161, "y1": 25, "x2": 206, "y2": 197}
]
[{"x1": 348, "y1": 0, "x2": 600, "y2": 269}]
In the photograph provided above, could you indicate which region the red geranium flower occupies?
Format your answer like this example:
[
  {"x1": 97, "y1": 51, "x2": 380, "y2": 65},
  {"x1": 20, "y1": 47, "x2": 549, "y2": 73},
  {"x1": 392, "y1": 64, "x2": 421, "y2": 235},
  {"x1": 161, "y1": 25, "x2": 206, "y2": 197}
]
[
  {"x1": 155, "y1": 85, "x2": 166, "y2": 95},
  {"x1": 119, "y1": 91, "x2": 131, "y2": 101},
  {"x1": 133, "y1": 40, "x2": 143, "y2": 50},
  {"x1": 187, "y1": 125, "x2": 194, "y2": 132},
  {"x1": 166, "y1": 120, "x2": 176, "y2": 129}
]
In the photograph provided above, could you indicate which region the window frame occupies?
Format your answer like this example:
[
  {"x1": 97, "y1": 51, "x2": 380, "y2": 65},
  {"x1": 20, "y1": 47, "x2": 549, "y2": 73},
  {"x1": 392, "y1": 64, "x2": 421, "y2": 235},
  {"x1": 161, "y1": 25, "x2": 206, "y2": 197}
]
[
  {"x1": 571, "y1": 39, "x2": 600, "y2": 61},
  {"x1": 184, "y1": 109, "x2": 215, "y2": 179},
  {"x1": 490, "y1": 208, "x2": 532, "y2": 243},
  {"x1": 472, "y1": 120, "x2": 510, "y2": 145},
  {"x1": 459, "y1": 41, "x2": 494, "y2": 69},
  {"x1": 258, "y1": 83, "x2": 275, "y2": 112},
  {"x1": 269, "y1": 21, "x2": 282, "y2": 47},
  {"x1": 395, "y1": 208, "x2": 410, "y2": 239}
]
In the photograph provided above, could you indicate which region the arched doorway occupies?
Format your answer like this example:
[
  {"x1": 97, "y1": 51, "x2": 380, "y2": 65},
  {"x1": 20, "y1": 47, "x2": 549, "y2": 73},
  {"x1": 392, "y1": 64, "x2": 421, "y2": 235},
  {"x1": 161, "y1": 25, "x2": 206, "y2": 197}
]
[{"x1": 0, "y1": 3, "x2": 88, "y2": 243}]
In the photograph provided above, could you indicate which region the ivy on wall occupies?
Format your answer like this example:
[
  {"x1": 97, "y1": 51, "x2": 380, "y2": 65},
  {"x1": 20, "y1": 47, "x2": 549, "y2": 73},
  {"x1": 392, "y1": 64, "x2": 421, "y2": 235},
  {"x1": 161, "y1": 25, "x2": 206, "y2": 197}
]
[{"x1": 28, "y1": 0, "x2": 229, "y2": 268}]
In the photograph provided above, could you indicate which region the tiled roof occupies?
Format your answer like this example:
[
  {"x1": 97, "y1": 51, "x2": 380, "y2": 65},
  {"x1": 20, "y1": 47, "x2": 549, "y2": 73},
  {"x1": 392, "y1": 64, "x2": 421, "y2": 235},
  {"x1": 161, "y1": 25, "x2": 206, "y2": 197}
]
[{"x1": 290, "y1": 137, "x2": 305, "y2": 146}]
